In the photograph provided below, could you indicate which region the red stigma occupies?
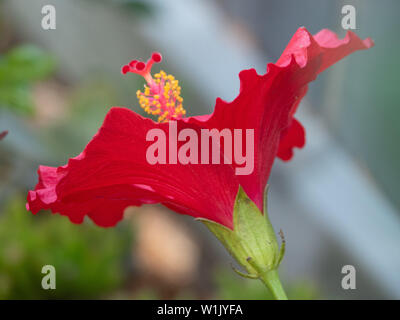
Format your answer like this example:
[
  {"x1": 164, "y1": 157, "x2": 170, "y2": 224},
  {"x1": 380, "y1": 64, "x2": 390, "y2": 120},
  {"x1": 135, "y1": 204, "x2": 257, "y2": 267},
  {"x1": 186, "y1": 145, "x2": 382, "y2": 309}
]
[
  {"x1": 121, "y1": 52, "x2": 162, "y2": 76},
  {"x1": 121, "y1": 65, "x2": 130, "y2": 74},
  {"x1": 135, "y1": 61, "x2": 145, "y2": 71},
  {"x1": 129, "y1": 60, "x2": 138, "y2": 67},
  {"x1": 152, "y1": 52, "x2": 162, "y2": 63}
]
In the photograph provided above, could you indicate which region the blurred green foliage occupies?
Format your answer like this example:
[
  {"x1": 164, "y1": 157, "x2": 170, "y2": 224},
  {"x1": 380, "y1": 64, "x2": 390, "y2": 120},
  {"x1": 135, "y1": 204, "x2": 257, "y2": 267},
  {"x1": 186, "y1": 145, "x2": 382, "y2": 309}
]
[
  {"x1": 214, "y1": 269, "x2": 320, "y2": 300},
  {"x1": 0, "y1": 45, "x2": 55, "y2": 114},
  {"x1": 87, "y1": 0, "x2": 153, "y2": 16},
  {"x1": 0, "y1": 197, "x2": 131, "y2": 299},
  {"x1": 128, "y1": 268, "x2": 320, "y2": 300},
  {"x1": 117, "y1": 0, "x2": 153, "y2": 15}
]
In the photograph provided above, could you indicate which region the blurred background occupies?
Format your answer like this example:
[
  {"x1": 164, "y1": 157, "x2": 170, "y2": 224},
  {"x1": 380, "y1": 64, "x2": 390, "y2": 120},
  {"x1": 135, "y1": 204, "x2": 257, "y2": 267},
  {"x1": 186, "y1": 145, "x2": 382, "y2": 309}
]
[{"x1": 0, "y1": 0, "x2": 399, "y2": 299}]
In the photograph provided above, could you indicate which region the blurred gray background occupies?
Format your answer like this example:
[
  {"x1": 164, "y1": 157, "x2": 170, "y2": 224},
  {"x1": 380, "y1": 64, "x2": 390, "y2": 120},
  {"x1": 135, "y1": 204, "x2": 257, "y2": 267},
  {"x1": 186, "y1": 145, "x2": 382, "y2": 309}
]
[{"x1": 0, "y1": 0, "x2": 399, "y2": 299}]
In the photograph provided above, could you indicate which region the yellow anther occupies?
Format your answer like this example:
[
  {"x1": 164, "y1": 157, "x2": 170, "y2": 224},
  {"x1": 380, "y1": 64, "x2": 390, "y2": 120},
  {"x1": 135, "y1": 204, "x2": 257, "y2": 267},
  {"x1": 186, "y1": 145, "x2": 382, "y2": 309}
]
[{"x1": 136, "y1": 69, "x2": 186, "y2": 122}]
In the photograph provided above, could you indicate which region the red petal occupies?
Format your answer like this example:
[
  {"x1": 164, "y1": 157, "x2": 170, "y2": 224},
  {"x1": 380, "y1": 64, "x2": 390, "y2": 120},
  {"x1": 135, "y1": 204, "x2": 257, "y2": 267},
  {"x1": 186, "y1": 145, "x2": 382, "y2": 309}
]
[
  {"x1": 277, "y1": 118, "x2": 305, "y2": 161},
  {"x1": 188, "y1": 27, "x2": 373, "y2": 210},
  {"x1": 312, "y1": 29, "x2": 374, "y2": 73},
  {"x1": 27, "y1": 108, "x2": 239, "y2": 228},
  {"x1": 187, "y1": 61, "x2": 319, "y2": 210},
  {"x1": 276, "y1": 28, "x2": 373, "y2": 161}
]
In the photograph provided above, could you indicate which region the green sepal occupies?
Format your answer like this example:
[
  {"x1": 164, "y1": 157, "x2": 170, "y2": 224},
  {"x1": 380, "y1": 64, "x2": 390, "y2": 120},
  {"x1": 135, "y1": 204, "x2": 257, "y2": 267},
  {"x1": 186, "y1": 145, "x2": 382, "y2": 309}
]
[{"x1": 198, "y1": 187, "x2": 283, "y2": 277}]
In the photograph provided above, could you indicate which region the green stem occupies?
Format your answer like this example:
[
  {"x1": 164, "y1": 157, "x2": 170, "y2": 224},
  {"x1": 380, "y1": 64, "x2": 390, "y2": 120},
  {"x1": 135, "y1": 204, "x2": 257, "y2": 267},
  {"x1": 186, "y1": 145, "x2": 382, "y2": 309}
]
[{"x1": 259, "y1": 269, "x2": 288, "y2": 300}]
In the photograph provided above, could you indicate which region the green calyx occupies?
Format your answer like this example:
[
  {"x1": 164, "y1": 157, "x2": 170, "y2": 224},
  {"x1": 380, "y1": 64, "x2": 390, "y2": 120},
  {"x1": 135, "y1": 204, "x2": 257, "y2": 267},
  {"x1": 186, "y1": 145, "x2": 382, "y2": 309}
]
[{"x1": 198, "y1": 186, "x2": 287, "y2": 300}]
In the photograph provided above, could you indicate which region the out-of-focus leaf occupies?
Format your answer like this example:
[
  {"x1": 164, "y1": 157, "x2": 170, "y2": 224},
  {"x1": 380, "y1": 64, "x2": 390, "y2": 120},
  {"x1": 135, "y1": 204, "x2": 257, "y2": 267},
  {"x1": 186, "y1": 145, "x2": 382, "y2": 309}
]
[
  {"x1": 0, "y1": 45, "x2": 55, "y2": 114},
  {"x1": 0, "y1": 196, "x2": 132, "y2": 299},
  {"x1": 0, "y1": 85, "x2": 34, "y2": 114},
  {"x1": 119, "y1": 0, "x2": 153, "y2": 16},
  {"x1": 86, "y1": 0, "x2": 154, "y2": 16},
  {"x1": 213, "y1": 268, "x2": 320, "y2": 300},
  {"x1": 0, "y1": 45, "x2": 55, "y2": 84}
]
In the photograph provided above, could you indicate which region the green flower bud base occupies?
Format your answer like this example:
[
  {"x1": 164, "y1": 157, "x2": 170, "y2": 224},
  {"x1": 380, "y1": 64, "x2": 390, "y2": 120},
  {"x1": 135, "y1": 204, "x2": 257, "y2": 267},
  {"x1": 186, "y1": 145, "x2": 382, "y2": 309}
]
[{"x1": 198, "y1": 187, "x2": 287, "y2": 300}]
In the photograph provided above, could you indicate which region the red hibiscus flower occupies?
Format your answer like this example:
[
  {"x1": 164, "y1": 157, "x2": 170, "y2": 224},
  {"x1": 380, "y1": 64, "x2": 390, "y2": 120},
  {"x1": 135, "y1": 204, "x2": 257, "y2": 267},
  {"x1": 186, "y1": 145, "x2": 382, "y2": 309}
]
[{"x1": 27, "y1": 28, "x2": 373, "y2": 230}]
